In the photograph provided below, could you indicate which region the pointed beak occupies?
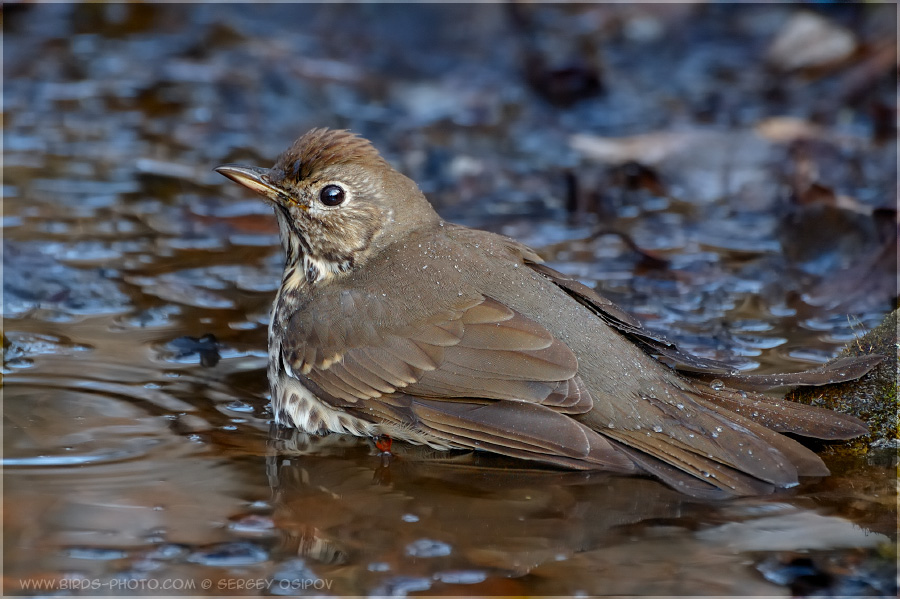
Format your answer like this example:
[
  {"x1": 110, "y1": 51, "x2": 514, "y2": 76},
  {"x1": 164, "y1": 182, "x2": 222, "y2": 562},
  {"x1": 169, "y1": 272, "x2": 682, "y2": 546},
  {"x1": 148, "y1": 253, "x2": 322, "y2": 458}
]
[{"x1": 215, "y1": 164, "x2": 288, "y2": 205}]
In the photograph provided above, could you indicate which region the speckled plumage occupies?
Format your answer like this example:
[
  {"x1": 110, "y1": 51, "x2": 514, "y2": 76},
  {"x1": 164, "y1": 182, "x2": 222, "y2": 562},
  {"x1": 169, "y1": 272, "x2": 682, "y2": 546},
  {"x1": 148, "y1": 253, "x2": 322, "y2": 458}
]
[{"x1": 217, "y1": 129, "x2": 873, "y2": 498}]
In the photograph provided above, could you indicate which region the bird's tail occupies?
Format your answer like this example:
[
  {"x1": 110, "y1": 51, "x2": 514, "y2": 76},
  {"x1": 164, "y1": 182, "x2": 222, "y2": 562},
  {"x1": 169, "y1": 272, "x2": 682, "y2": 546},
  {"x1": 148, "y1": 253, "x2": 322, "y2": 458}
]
[{"x1": 595, "y1": 383, "x2": 868, "y2": 499}]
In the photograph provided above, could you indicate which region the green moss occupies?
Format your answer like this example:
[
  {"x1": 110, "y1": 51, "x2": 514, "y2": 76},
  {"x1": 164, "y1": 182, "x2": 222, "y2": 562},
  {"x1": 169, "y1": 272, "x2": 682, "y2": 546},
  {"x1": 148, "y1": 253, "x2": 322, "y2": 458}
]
[{"x1": 787, "y1": 308, "x2": 899, "y2": 451}]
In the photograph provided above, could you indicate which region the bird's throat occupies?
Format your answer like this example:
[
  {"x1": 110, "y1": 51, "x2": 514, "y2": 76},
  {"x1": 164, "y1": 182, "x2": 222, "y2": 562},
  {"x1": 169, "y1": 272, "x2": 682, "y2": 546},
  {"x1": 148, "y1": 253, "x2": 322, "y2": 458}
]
[
  {"x1": 278, "y1": 255, "x2": 347, "y2": 294},
  {"x1": 300, "y1": 253, "x2": 349, "y2": 285},
  {"x1": 275, "y1": 216, "x2": 352, "y2": 287}
]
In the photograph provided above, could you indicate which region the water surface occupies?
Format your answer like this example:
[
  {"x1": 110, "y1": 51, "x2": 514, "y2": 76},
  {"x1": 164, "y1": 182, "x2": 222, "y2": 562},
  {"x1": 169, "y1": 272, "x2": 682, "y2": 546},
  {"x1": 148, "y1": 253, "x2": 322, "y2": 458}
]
[{"x1": 4, "y1": 4, "x2": 896, "y2": 596}]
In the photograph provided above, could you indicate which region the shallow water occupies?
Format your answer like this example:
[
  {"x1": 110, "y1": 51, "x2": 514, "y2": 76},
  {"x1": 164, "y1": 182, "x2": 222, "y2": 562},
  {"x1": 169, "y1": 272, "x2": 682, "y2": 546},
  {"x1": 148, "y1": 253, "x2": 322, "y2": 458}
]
[{"x1": 3, "y1": 3, "x2": 897, "y2": 597}]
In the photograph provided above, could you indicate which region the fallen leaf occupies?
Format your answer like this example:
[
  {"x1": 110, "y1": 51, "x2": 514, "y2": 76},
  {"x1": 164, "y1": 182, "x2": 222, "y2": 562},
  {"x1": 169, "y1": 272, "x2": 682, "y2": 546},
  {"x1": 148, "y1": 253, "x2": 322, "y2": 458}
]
[{"x1": 767, "y1": 11, "x2": 857, "y2": 71}]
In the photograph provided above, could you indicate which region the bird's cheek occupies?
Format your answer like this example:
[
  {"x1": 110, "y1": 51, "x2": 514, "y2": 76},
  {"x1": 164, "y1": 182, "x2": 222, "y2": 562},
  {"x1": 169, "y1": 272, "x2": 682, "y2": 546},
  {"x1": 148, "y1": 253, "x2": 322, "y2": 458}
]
[{"x1": 288, "y1": 201, "x2": 313, "y2": 220}]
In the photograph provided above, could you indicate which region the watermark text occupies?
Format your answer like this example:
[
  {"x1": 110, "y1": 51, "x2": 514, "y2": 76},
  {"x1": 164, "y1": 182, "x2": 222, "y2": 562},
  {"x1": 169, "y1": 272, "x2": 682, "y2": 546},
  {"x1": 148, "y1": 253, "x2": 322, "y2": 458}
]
[{"x1": 17, "y1": 576, "x2": 333, "y2": 593}]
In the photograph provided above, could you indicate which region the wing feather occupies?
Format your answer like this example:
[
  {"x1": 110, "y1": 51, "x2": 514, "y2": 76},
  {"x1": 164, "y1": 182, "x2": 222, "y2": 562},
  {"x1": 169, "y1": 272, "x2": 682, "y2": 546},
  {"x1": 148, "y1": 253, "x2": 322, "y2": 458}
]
[
  {"x1": 299, "y1": 295, "x2": 588, "y2": 410},
  {"x1": 354, "y1": 348, "x2": 421, "y2": 386},
  {"x1": 411, "y1": 398, "x2": 633, "y2": 471}
]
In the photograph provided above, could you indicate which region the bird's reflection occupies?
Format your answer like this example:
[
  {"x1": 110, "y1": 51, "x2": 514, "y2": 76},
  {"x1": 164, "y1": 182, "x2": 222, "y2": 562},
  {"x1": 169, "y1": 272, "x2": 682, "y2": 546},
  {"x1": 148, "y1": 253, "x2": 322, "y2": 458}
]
[{"x1": 264, "y1": 428, "x2": 707, "y2": 593}]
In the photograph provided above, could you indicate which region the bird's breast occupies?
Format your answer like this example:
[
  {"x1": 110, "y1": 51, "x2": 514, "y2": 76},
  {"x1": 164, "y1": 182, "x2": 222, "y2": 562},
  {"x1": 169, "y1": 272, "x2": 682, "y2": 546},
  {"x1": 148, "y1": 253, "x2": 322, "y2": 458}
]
[{"x1": 270, "y1": 368, "x2": 378, "y2": 437}]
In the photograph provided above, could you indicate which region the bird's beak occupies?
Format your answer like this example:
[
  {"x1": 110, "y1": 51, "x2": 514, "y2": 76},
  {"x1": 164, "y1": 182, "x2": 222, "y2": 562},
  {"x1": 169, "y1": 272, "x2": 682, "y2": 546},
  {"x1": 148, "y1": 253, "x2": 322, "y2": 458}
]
[{"x1": 215, "y1": 164, "x2": 291, "y2": 206}]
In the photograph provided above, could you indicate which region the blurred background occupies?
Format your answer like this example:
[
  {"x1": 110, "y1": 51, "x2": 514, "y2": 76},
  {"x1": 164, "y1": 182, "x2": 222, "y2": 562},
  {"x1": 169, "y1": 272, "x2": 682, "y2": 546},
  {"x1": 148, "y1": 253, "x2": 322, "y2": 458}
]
[{"x1": 3, "y1": 3, "x2": 897, "y2": 596}]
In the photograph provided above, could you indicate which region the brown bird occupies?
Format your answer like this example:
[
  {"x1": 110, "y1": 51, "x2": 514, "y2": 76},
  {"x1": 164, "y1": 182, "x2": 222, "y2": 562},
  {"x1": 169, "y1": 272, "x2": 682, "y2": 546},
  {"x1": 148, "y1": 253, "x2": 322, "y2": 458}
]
[{"x1": 217, "y1": 128, "x2": 874, "y2": 498}]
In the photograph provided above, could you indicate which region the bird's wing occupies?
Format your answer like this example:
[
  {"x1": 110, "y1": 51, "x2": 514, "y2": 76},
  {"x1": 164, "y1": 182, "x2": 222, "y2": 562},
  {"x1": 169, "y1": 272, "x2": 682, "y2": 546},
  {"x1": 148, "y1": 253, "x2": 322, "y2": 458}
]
[
  {"x1": 365, "y1": 394, "x2": 634, "y2": 472},
  {"x1": 281, "y1": 290, "x2": 634, "y2": 471},
  {"x1": 285, "y1": 292, "x2": 593, "y2": 413}
]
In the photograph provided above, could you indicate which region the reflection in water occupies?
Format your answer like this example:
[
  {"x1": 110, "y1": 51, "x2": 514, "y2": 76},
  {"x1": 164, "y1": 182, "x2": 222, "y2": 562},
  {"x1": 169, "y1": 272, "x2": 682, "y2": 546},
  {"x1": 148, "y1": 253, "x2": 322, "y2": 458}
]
[
  {"x1": 265, "y1": 432, "x2": 892, "y2": 596},
  {"x1": 3, "y1": 354, "x2": 895, "y2": 595},
  {"x1": 270, "y1": 441, "x2": 690, "y2": 595},
  {"x1": 3, "y1": 2, "x2": 896, "y2": 596}
]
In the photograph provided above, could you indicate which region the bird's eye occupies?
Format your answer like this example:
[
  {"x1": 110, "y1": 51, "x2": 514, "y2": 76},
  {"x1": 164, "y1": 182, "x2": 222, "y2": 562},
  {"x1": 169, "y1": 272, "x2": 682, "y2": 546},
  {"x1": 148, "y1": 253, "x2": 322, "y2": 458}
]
[{"x1": 319, "y1": 184, "x2": 346, "y2": 207}]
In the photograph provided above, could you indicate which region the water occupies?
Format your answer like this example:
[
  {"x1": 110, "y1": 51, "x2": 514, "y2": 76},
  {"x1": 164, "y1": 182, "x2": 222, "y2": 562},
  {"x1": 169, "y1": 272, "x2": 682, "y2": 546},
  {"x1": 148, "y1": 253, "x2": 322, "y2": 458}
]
[{"x1": 3, "y1": 3, "x2": 896, "y2": 596}]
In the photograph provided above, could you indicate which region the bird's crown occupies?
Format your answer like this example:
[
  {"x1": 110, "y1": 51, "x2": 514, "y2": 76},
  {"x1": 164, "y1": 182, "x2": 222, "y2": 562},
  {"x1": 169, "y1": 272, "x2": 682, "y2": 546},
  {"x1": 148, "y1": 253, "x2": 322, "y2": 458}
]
[{"x1": 272, "y1": 128, "x2": 388, "y2": 182}]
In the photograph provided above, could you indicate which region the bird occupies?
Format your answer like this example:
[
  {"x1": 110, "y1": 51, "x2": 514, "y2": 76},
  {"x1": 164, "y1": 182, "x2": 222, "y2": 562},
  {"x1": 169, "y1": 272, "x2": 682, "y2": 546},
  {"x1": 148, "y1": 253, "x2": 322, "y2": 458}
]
[{"x1": 216, "y1": 128, "x2": 874, "y2": 498}]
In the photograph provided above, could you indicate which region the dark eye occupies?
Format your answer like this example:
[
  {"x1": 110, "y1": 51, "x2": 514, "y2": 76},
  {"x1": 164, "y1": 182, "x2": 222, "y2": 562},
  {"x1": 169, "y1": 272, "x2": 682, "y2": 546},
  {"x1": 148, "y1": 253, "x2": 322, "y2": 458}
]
[{"x1": 319, "y1": 184, "x2": 345, "y2": 206}]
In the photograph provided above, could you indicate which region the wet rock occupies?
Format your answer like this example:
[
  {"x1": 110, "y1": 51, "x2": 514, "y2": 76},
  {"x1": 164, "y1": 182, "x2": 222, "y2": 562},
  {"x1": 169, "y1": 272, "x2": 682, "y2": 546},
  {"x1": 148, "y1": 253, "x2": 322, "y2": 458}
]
[
  {"x1": 162, "y1": 333, "x2": 221, "y2": 367},
  {"x1": 787, "y1": 308, "x2": 898, "y2": 448}
]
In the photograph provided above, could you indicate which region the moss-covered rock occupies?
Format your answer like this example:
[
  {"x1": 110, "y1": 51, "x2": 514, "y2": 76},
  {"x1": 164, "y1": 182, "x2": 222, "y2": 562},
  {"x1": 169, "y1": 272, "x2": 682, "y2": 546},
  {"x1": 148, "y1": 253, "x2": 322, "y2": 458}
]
[{"x1": 787, "y1": 308, "x2": 898, "y2": 450}]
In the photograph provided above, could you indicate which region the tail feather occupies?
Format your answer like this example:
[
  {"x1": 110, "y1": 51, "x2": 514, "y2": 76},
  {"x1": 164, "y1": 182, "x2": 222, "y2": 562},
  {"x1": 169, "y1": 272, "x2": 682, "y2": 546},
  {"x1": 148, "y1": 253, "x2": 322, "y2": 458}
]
[
  {"x1": 603, "y1": 427, "x2": 792, "y2": 495},
  {"x1": 607, "y1": 441, "x2": 772, "y2": 499},
  {"x1": 687, "y1": 393, "x2": 831, "y2": 477},
  {"x1": 580, "y1": 381, "x2": 848, "y2": 496},
  {"x1": 692, "y1": 384, "x2": 869, "y2": 440},
  {"x1": 689, "y1": 355, "x2": 883, "y2": 393}
]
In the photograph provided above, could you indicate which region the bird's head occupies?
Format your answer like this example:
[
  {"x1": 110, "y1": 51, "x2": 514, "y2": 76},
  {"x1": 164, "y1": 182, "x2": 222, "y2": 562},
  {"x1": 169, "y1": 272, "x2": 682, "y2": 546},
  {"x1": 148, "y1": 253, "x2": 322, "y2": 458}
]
[{"x1": 217, "y1": 128, "x2": 438, "y2": 284}]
